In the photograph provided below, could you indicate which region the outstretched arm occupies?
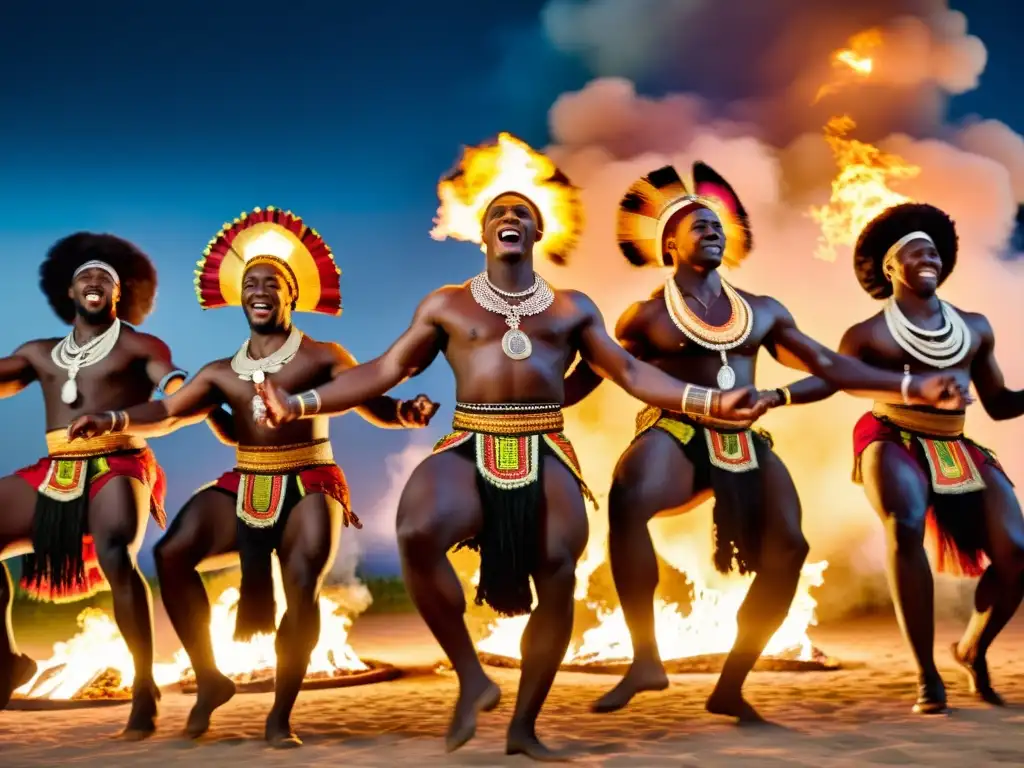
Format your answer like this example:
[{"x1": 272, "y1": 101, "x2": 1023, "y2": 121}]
[
  {"x1": 563, "y1": 307, "x2": 646, "y2": 408},
  {"x1": 0, "y1": 344, "x2": 38, "y2": 399},
  {"x1": 766, "y1": 327, "x2": 860, "y2": 407},
  {"x1": 138, "y1": 334, "x2": 236, "y2": 443},
  {"x1": 971, "y1": 316, "x2": 1024, "y2": 421},
  {"x1": 69, "y1": 364, "x2": 224, "y2": 439},
  {"x1": 326, "y1": 343, "x2": 439, "y2": 428},
  {"x1": 765, "y1": 299, "x2": 962, "y2": 407},
  {"x1": 572, "y1": 292, "x2": 766, "y2": 421},
  {"x1": 259, "y1": 291, "x2": 445, "y2": 424}
]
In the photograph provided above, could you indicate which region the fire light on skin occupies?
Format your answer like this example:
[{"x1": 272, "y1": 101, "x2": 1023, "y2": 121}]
[
  {"x1": 251, "y1": 133, "x2": 772, "y2": 761},
  {"x1": 65, "y1": 207, "x2": 437, "y2": 748}
]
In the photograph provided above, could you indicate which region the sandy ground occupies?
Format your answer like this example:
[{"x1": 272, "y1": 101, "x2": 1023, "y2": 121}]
[{"x1": 3, "y1": 612, "x2": 1024, "y2": 766}]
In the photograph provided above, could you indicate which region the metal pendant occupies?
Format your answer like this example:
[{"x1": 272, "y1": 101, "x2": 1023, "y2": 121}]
[
  {"x1": 502, "y1": 329, "x2": 532, "y2": 360},
  {"x1": 252, "y1": 370, "x2": 266, "y2": 384},
  {"x1": 61, "y1": 378, "x2": 78, "y2": 405},
  {"x1": 716, "y1": 364, "x2": 736, "y2": 390}
]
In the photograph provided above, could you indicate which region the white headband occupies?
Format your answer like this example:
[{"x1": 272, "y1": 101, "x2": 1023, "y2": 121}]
[
  {"x1": 73, "y1": 260, "x2": 120, "y2": 286},
  {"x1": 883, "y1": 231, "x2": 934, "y2": 268}
]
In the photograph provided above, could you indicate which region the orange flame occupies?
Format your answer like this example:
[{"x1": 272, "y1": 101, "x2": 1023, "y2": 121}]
[
  {"x1": 814, "y1": 28, "x2": 882, "y2": 102},
  {"x1": 15, "y1": 559, "x2": 368, "y2": 700}
]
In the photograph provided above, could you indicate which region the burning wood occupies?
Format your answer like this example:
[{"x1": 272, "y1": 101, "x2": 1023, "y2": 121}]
[
  {"x1": 13, "y1": 559, "x2": 388, "y2": 704},
  {"x1": 468, "y1": 561, "x2": 835, "y2": 673}
]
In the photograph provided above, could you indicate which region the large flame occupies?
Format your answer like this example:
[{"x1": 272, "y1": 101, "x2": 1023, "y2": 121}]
[
  {"x1": 430, "y1": 132, "x2": 582, "y2": 263},
  {"x1": 808, "y1": 29, "x2": 921, "y2": 261},
  {"x1": 15, "y1": 558, "x2": 366, "y2": 700}
]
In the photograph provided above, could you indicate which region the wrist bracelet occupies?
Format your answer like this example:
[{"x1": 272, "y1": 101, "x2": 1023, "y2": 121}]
[
  {"x1": 775, "y1": 387, "x2": 792, "y2": 406},
  {"x1": 293, "y1": 390, "x2": 322, "y2": 418},
  {"x1": 681, "y1": 384, "x2": 714, "y2": 417},
  {"x1": 107, "y1": 410, "x2": 129, "y2": 433},
  {"x1": 901, "y1": 365, "x2": 912, "y2": 405}
]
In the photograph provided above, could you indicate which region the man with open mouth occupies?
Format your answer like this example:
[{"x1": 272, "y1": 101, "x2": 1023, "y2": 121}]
[
  {"x1": 559, "y1": 163, "x2": 968, "y2": 723},
  {"x1": 68, "y1": 207, "x2": 438, "y2": 747},
  {"x1": 775, "y1": 202, "x2": 1024, "y2": 715},
  {"x1": 0, "y1": 233, "x2": 193, "y2": 739},
  {"x1": 249, "y1": 134, "x2": 776, "y2": 761}
]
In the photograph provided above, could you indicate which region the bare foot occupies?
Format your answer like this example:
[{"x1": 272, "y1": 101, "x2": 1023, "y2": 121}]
[
  {"x1": 445, "y1": 675, "x2": 501, "y2": 753},
  {"x1": 911, "y1": 674, "x2": 948, "y2": 715},
  {"x1": 507, "y1": 722, "x2": 570, "y2": 762},
  {"x1": 706, "y1": 689, "x2": 765, "y2": 723},
  {"x1": 185, "y1": 672, "x2": 236, "y2": 738},
  {"x1": 951, "y1": 643, "x2": 1005, "y2": 706},
  {"x1": 265, "y1": 713, "x2": 302, "y2": 748},
  {"x1": 591, "y1": 660, "x2": 668, "y2": 713},
  {"x1": 0, "y1": 653, "x2": 37, "y2": 709},
  {"x1": 119, "y1": 680, "x2": 161, "y2": 740}
]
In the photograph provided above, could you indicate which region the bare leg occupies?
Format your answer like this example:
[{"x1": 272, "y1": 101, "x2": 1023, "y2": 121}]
[
  {"x1": 152, "y1": 489, "x2": 238, "y2": 737},
  {"x1": 506, "y1": 457, "x2": 589, "y2": 761},
  {"x1": 953, "y1": 464, "x2": 1024, "y2": 705},
  {"x1": 706, "y1": 449, "x2": 809, "y2": 722},
  {"x1": 593, "y1": 431, "x2": 704, "y2": 713},
  {"x1": 860, "y1": 442, "x2": 945, "y2": 713},
  {"x1": 0, "y1": 475, "x2": 38, "y2": 709},
  {"x1": 263, "y1": 492, "x2": 340, "y2": 748},
  {"x1": 88, "y1": 476, "x2": 159, "y2": 738},
  {"x1": 396, "y1": 451, "x2": 497, "y2": 753}
]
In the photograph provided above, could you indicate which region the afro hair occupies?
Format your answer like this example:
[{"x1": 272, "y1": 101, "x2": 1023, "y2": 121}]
[
  {"x1": 39, "y1": 232, "x2": 158, "y2": 326},
  {"x1": 853, "y1": 203, "x2": 958, "y2": 300}
]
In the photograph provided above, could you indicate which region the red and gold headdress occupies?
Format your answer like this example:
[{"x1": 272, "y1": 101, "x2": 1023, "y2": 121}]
[
  {"x1": 195, "y1": 207, "x2": 341, "y2": 315},
  {"x1": 617, "y1": 162, "x2": 752, "y2": 269},
  {"x1": 430, "y1": 132, "x2": 583, "y2": 265}
]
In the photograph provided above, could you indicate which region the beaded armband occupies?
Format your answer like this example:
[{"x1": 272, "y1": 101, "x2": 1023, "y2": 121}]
[
  {"x1": 289, "y1": 390, "x2": 322, "y2": 419},
  {"x1": 107, "y1": 410, "x2": 130, "y2": 434},
  {"x1": 156, "y1": 369, "x2": 188, "y2": 398},
  {"x1": 681, "y1": 384, "x2": 714, "y2": 417}
]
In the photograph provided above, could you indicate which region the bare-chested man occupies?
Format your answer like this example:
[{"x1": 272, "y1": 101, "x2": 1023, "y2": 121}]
[
  {"x1": 772, "y1": 202, "x2": 1024, "y2": 714},
  {"x1": 253, "y1": 134, "x2": 776, "y2": 760},
  {"x1": 69, "y1": 208, "x2": 437, "y2": 746},
  {"x1": 0, "y1": 233, "x2": 193, "y2": 737},
  {"x1": 557, "y1": 163, "x2": 966, "y2": 721}
]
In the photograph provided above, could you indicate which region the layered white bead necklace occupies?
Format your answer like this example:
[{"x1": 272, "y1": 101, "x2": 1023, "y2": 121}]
[
  {"x1": 883, "y1": 297, "x2": 971, "y2": 368},
  {"x1": 51, "y1": 318, "x2": 122, "y2": 404}
]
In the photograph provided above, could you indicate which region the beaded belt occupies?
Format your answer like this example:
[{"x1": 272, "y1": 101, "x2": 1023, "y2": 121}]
[
  {"x1": 872, "y1": 403, "x2": 966, "y2": 438},
  {"x1": 46, "y1": 430, "x2": 147, "y2": 459},
  {"x1": 235, "y1": 439, "x2": 335, "y2": 473},
  {"x1": 452, "y1": 402, "x2": 564, "y2": 435}
]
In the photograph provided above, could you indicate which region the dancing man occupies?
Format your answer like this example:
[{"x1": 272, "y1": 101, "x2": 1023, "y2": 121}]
[
  {"x1": 0, "y1": 233, "x2": 187, "y2": 737},
  {"x1": 69, "y1": 208, "x2": 437, "y2": 746},
  {"x1": 253, "y1": 134, "x2": 783, "y2": 760},
  {"x1": 770, "y1": 202, "x2": 1024, "y2": 713},
  {"x1": 556, "y1": 163, "x2": 966, "y2": 720}
]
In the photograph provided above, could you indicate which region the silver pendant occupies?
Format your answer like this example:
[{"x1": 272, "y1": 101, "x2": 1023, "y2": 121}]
[
  {"x1": 61, "y1": 378, "x2": 78, "y2": 404},
  {"x1": 716, "y1": 364, "x2": 736, "y2": 390},
  {"x1": 251, "y1": 394, "x2": 267, "y2": 422},
  {"x1": 502, "y1": 329, "x2": 532, "y2": 360},
  {"x1": 252, "y1": 370, "x2": 265, "y2": 384}
]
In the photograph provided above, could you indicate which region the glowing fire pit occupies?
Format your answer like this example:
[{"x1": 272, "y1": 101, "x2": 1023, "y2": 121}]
[
  {"x1": 468, "y1": 561, "x2": 839, "y2": 674},
  {"x1": 12, "y1": 560, "x2": 393, "y2": 707}
]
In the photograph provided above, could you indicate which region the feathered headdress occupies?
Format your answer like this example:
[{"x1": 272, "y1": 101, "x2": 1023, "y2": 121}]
[
  {"x1": 430, "y1": 132, "x2": 584, "y2": 265},
  {"x1": 195, "y1": 207, "x2": 342, "y2": 315},
  {"x1": 617, "y1": 162, "x2": 752, "y2": 269}
]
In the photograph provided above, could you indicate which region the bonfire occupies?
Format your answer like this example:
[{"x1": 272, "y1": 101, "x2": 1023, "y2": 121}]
[{"x1": 13, "y1": 557, "x2": 391, "y2": 705}]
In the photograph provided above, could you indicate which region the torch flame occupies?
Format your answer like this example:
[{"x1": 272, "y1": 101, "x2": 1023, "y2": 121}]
[
  {"x1": 430, "y1": 132, "x2": 583, "y2": 263},
  {"x1": 15, "y1": 558, "x2": 367, "y2": 700}
]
